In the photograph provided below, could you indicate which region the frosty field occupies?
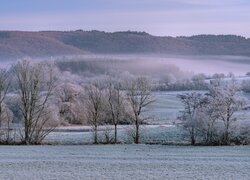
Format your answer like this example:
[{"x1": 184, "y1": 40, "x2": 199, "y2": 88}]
[{"x1": 0, "y1": 145, "x2": 249, "y2": 180}]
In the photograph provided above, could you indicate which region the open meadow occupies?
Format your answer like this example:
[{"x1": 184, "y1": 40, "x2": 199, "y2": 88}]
[{"x1": 0, "y1": 145, "x2": 249, "y2": 180}]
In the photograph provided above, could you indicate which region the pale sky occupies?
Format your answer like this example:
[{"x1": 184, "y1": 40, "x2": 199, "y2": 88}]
[{"x1": 1, "y1": 0, "x2": 250, "y2": 37}]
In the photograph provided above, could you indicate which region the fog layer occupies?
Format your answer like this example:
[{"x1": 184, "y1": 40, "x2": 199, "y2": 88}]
[{"x1": 54, "y1": 54, "x2": 250, "y2": 76}]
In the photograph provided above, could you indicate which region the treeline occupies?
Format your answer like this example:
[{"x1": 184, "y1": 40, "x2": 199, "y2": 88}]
[
  {"x1": 57, "y1": 59, "x2": 250, "y2": 92},
  {"x1": 0, "y1": 60, "x2": 249, "y2": 145}
]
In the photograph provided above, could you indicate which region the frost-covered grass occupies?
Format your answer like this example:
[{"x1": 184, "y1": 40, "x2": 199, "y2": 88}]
[
  {"x1": 146, "y1": 91, "x2": 184, "y2": 124},
  {"x1": 44, "y1": 125, "x2": 187, "y2": 145},
  {"x1": 0, "y1": 145, "x2": 249, "y2": 180}
]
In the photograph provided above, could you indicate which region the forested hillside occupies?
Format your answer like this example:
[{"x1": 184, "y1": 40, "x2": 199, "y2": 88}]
[{"x1": 0, "y1": 30, "x2": 250, "y2": 60}]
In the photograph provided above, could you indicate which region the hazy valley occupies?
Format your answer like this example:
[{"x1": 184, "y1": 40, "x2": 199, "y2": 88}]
[{"x1": 1, "y1": 31, "x2": 250, "y2": 180}]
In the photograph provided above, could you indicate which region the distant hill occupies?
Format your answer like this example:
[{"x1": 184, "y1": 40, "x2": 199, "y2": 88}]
[{"x1": 0, "y1": 30, "x2": 250, "y2": 60}]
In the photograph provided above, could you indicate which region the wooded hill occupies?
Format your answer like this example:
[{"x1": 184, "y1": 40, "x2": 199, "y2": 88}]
[{"x1": 0, "y1": 30, "x2": 250, "y2": 60}]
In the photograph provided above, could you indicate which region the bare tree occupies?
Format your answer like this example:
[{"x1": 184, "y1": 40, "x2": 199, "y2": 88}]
[
  {"x1": 0, "y1": 69, "x2": 11, "y2": 128},
  {"x1": 178, "y1": 92, "x2": 207, "y2": 145},
  {"x1": 0, "y1": 104, "x2": 14, "y2": 144},
  {"x1": 15, "y1": 60, "x2": 57, "y2": 144},
  {"x1": 126, "y1": 77, "x2": 154, "y2": 144},
  {"x1": 105, "y1": 78, "x2": 125, "y2": 143},
  {"x1": 0, "y1": 69, "x2": 14, "y2": 144},
  {"x1": 85, "y1": 82, "x2": 104, "y2": 144}
]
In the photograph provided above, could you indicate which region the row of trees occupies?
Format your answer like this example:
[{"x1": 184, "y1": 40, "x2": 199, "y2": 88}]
[
  {"x1": 178, "y1": 79, "x2": 248, "y2": 145},
  {"x1": 0, "y1": 60, "x2": 154, "y2": 144},
  {"x1": 0, "y1": 60, "x2": 249, "y2": 145},
  {"x1": 85, "y1": 77, "x2": 154, "y2": 144},
  {"x1": 53, "y1": 75, "x2": 250, "y2": 146},
  {"x1": 156, "y1": 72, "x2": 250, "y2": 92}
]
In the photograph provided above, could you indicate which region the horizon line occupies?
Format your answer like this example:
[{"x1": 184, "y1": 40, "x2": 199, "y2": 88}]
[{"x1": 0, "y1": 29, "x2": 249, "y2": 38}]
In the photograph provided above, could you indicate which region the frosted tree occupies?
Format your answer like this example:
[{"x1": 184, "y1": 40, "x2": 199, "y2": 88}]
[
  {"x1": 198, "y1": 97, "x2": 220, "y2": 144},
  {"x1": 105, "y1": 78, "x2": 125, "y2": 143},
  {"x1": 0, "y1": 69, "x2": 11, "y2": 128},
  {"x1": 15, "y1": 60, "x2": 57, "y2": 144},
  {"x1": 178, "y1": 92, "x2": 207, "y2": 145},
  {"x1": 192, "y1": 73, "x2": 207, "y2": 90},
  {"x1": 126, "y1": 77, "x2": 154, "y2": 144},
  {"x1": 56, "y1": 83, "x2": 84, "y2": 125},
  {"x1": 85, "y1": 82, "x2": 104, "y2": 144},
  {"x1": 208, "y1": 79, "x2": 246, "y2": 145}
]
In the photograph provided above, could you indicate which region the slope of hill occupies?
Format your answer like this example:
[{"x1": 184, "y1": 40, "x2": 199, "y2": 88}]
[
  {"x1": 0, "y1": 30, "x2": 250, "y2": 60},
  {"x1": 0, "y1": 31, "x2": 86, "y2": 60}
]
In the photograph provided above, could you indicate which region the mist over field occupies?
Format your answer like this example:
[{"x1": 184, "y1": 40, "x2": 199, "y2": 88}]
[
  {"x1": 53, "y1": 54, "x2": 250, "y2": 76},
  {"x1": 1, "y1": 54, "x2": 250, "y2": 78}
]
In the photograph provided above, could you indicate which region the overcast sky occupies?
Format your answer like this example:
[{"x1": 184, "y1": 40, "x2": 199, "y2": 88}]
[{"x1": 1, "y1": 0, "x2": 250, "y2": 37}]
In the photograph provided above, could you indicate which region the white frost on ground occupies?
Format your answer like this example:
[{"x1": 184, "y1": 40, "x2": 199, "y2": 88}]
[
  {"x1": 0, "y1": 145, "x2": 249, "y2": 180},
  {"x1": 45, "y1": 125, "x2": 186, "y2": 145}
]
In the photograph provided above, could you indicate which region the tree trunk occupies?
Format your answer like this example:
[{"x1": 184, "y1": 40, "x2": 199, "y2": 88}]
[
  {"x1": 223, "y1": 117, "x2": 230, "y2": 145},
  {"x1": 223, "y1": 128, "x2": 229, "y2": 145},
  {"x1": 114, "y1": 124, "x2": 117, "y2": 143},
  {"x1": 191, "y1": 137, "x2": 196, "y2": 145},
  {"x1": 25, "y1": 121, "x2": 29, "y2": 144},
  {"x1": 135, "y1": 118, "x2": 139, "y2": 144},
  {"x1": 94, "y1": 124, "x2": 98, "y2": 144},
  {"x1": 191, "y1": 128, "x2": 196, "y2": 145}
]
